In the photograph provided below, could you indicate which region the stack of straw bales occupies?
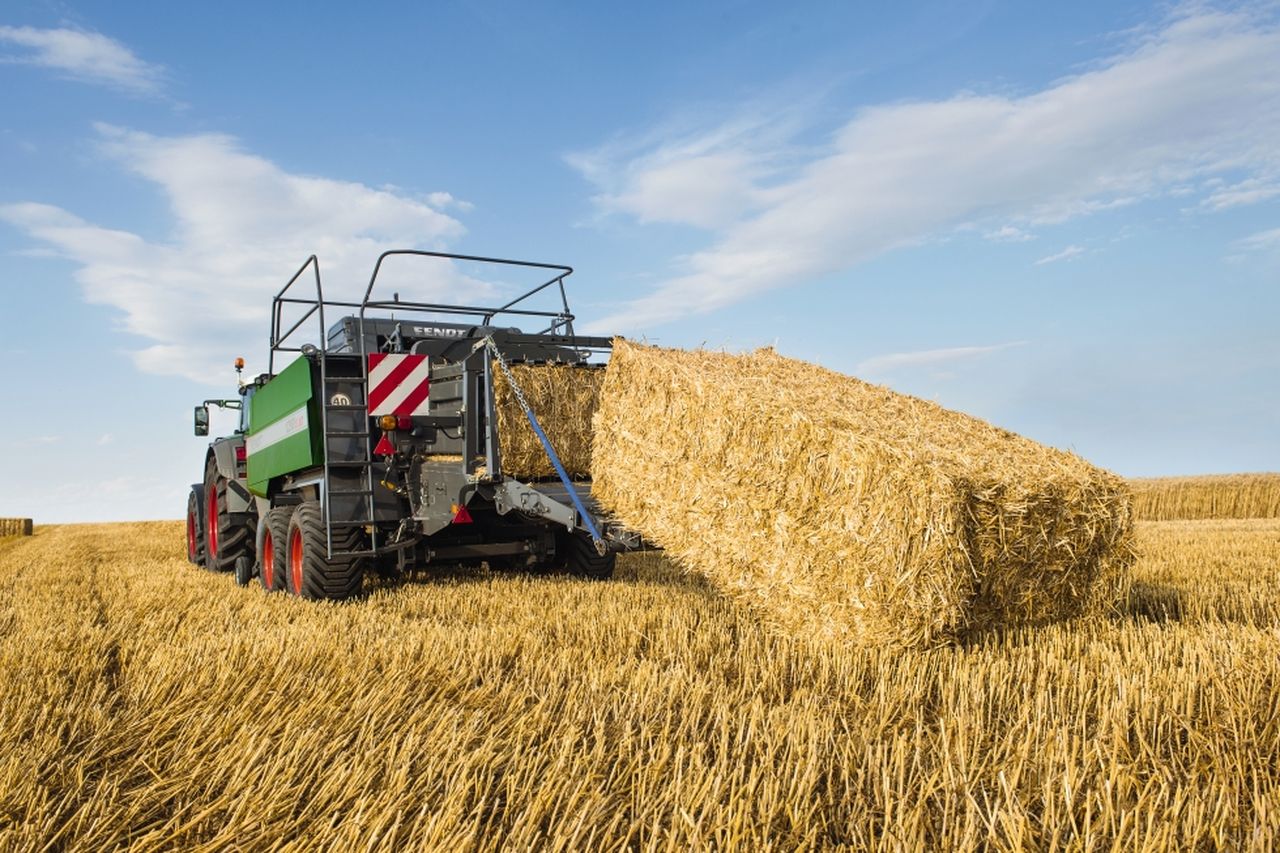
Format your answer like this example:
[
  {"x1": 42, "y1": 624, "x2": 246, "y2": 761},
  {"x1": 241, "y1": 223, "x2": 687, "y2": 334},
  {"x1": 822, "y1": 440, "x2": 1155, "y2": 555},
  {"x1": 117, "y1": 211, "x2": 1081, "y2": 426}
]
[
  {"x1": 492, "y1": 363, "x2": 603, "y2": 479},
  {"x1": 0, "y1": 518, "x2": 33, "y2": 537},
  {"x1": 592, "y1": 341, "x2": 1134, "y2": 648}
]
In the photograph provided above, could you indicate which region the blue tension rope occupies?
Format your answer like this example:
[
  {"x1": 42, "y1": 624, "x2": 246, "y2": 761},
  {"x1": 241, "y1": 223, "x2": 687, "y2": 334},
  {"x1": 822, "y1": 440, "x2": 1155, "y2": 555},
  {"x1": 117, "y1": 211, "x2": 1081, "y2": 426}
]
[{"x1": 522, "y1": 408, "x2": 604, "y2": 545}]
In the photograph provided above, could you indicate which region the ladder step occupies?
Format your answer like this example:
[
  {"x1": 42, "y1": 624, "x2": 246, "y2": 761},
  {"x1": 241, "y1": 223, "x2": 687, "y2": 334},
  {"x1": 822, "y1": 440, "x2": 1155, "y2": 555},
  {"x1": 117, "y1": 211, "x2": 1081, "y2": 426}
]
[
  {"x1": 327, "y1": 460, "x2": 371, "y2": 468},
  {"x1": 325, "y1": 430, "x2": 370, "y2": 438},
  {"x1": 325, "y1": 404, "x2": 368, "y2": 412},
  {"x1": 329, "y1": 488, "x2": 374, "y2": 497},
  {"x1": 330, "y1": 549, "x2": 379, "y2": 558},
  {"x1": 330, "y1": 519, "x2": 379, "y2": 526}
]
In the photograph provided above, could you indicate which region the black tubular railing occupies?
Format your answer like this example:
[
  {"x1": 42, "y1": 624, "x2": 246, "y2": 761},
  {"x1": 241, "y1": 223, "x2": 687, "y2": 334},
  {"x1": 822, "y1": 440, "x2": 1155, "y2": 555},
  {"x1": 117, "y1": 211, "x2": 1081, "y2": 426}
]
[
  {"x1": 270, "y1": 250, "x2": 590, "y2": 367},
  {"x1": 265, "y1": 250, "x2": 609, "y2": 557}
]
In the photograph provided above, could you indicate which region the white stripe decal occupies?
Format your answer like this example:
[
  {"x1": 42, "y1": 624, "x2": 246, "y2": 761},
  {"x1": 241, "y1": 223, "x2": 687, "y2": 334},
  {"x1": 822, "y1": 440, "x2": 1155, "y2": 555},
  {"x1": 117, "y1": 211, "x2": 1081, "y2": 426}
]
[
  {"x1": 245, "y1": 405, "x2": 309, "y2": 455},
  {"x1": 371, "y1": 358, "x2": 431, "y2": 416},
  {"x1": 368, "y1": 354, "x2": 399, "y2": 390}
]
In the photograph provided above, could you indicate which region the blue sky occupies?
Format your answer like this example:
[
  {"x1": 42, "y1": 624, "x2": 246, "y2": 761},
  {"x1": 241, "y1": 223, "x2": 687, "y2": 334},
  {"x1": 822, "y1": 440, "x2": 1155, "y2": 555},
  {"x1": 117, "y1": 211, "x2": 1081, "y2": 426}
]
[{"x1": 1, "y1": 1, "x2": 1277, "y2": 522}]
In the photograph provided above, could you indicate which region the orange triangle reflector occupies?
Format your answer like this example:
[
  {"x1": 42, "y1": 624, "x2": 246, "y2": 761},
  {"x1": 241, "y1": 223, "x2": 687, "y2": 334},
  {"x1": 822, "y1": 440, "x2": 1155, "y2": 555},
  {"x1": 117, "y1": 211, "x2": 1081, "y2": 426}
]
[
  {"x1": 450, "y1": 504, "x2": 473, "y2": 524},
  {"x1": 374, "y1": 433, "x2": 395, "y2": 456}
]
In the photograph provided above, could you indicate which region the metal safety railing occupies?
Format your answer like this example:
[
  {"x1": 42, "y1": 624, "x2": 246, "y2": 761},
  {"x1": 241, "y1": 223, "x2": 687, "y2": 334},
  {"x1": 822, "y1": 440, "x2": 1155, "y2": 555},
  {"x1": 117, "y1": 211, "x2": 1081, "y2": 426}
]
[{"x1": 265, "y1": 250, "x2": 603, "y2": 558}]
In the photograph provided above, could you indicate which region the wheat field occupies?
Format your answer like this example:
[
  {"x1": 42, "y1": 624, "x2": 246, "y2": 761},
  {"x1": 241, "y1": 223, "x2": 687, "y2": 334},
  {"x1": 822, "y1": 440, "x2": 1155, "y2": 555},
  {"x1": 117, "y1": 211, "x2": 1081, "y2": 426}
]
[
  {"x1": 1131, "y1": 474, "x2": 1280, "y2": 521},
  {"x1": 1, "y1": 518, "x2": 1278, "y2": 850}
]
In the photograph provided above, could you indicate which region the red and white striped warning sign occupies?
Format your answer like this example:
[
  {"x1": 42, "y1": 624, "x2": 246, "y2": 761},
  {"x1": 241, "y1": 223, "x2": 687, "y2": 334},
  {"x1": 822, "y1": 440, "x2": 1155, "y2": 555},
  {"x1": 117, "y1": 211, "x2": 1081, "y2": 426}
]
[{"x1": 367, "y1": 354, "x2": 431, "y2": 416}]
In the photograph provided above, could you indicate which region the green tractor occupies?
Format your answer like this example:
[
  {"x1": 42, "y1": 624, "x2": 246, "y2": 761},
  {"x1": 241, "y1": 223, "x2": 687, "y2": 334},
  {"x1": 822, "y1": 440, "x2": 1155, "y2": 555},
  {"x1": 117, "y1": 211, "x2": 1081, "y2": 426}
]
[{"x1": 186, "y1": 250, "x2": 643, "y2": 599}]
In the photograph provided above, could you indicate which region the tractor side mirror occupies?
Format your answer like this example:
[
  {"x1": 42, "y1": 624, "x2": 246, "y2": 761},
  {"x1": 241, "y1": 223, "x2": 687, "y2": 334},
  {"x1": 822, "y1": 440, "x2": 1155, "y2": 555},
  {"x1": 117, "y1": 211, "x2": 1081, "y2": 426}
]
[{"x1": 194, "y1": 405, "x2": 210, "y2": 436}]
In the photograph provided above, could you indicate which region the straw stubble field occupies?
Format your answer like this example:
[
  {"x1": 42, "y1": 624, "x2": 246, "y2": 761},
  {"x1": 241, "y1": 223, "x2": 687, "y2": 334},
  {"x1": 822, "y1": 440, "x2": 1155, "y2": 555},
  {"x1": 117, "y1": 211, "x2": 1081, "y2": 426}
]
[{"x1": 1, "y1": 517, "x2": 1278, "y2": 850}]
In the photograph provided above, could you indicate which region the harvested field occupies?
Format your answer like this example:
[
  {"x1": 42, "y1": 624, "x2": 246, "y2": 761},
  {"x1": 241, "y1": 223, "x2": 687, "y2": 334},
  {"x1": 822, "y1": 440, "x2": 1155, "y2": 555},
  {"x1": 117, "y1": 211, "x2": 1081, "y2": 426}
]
[
  {"x1": 1131, "y1": 473, "x2": 1280, "y2": 520},
  {"x1": 492, "y1": 363, "x2": 602, "y2": 479},
  {"x1": 592, "y1": 341, "x2": 1134, "y2": 648},
  {"x1": 0, "y1": 519, "x2": 1277, "y2": 849},
  {"x1": 0, "y1": 518, "x2": 32, "y2": 537}
]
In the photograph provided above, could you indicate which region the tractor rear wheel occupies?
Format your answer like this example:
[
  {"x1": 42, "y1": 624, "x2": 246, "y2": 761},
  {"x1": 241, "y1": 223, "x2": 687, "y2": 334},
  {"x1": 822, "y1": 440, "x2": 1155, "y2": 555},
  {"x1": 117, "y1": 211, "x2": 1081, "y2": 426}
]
[
  {"x1": 286, "y1": 503, "x2": 365, "y2": 600},
  {"x1": 186, "y1": 486, "x2": 205, "y2": 565},
  {"x1": 203, "y1": 455, "x2": 254, "y2": 573},
  {"x1": 562, "y1": 531, "x2": 615, "y2": 580},
  {"x1": 258, "y1": 506, "x2": 293, "y2": 592}
]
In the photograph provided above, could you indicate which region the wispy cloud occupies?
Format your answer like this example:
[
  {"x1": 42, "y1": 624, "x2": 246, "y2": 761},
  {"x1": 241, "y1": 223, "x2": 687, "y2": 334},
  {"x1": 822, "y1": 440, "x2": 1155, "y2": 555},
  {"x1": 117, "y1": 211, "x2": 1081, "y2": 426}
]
[
  {"x1": 1034, "y1": 244, "x2": 1085, "y2": 266},
  {"x1": 1, "y1": 125, "x2": 468, "y2": 383},
  {"x1": 571, "y1": 8, "x2": 1280, "y2": 331},
  {"x1": 0, "y1": 25, "x2": 164, "y2": 95},
  {"x1": 1234, "y1": 226, "x2": 1280, "y2": 251},
  {"x1": 986, "y1": 225, "x2": 1036, "y2": 243},
  {"x1": 1202, "y1": 177, "x2": 1280, "y2": 210},
  {"x1": 856, "y1": 341, "x2": 1027, "y2": 377},
  {"x1": 566, "y1": 112, "x2": 806, "y2": 230},
  {"x1": 18, "y1": 435, "x2": 62, "y2": 447}
]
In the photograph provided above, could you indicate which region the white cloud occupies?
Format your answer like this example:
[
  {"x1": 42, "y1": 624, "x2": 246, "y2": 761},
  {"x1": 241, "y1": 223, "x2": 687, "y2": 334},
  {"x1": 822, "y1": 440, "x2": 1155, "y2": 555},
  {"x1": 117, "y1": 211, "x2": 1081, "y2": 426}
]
[
  {"x1": 856, "y1": 341, "x2": 1027, "y2": 377},
  {"x1": 1033, "y1": 244, "x2": 1085, "y2": 266},
  {"x1": 18, "y1": 435, "x2": 62, "y2": 447},
  {"x1": 426, "y1": 191, "x2": 475, "y2": 212},
  {"x1": 986, "y1": 225, "x2": 1036, "y2": 242},
  {"x1": 1, "y1": 125, "x2": 468, "y2": 383},
  {"x1": 573, "y1": 8, "x2": 1280, "y2": 331},
  {"x1": 567, "y1": 113, "x2": 804, "y2": 230},
  {"x1": 0, "y1": 25, "x2": 164, "y2": 95},
  {"x1": 1235, "y1": 226, "x2": 1280, "y2": 250},
  {"x1": 1202, "y1": 177, "x2": 1280, "y2": 210}
]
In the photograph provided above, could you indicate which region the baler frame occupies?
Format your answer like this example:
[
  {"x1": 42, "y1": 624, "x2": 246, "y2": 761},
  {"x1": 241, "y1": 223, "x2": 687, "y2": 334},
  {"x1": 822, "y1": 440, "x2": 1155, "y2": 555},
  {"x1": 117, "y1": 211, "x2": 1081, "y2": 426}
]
[{"x1": 266, "y1": 250, "x2": 615, "y2": 561}]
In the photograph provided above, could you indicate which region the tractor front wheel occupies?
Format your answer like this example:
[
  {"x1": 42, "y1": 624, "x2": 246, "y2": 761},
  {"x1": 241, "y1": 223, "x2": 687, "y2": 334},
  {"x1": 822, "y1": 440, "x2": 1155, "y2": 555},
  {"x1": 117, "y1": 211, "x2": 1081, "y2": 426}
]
[
  {"x1": 286, "y1": 503, "x2": 365, "y2": 601},
  {"x1": 203, "y1": 455, "x2": 254, "y2": 572},
  {"x1": 186, "y1": 486, "x2": 205, "y2": 565}
]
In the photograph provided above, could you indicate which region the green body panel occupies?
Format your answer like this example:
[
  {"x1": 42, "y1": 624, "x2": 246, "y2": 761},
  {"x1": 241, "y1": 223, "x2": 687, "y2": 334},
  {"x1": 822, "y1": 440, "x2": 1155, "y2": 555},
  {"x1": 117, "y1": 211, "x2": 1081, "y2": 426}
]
[{"x1": 245, "y1": 358, "x2": 320, "y2": 496}]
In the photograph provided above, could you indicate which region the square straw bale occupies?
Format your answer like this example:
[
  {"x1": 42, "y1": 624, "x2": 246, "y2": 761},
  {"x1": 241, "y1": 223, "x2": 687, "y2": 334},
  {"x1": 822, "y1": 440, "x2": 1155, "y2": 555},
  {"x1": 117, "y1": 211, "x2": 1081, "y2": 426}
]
[
  {"x1": 492, "y1": 363, "x2": 604, "y2": 479},
  {"x1": 591, "y1": 340, "x2": 1134, "y2": 647}
]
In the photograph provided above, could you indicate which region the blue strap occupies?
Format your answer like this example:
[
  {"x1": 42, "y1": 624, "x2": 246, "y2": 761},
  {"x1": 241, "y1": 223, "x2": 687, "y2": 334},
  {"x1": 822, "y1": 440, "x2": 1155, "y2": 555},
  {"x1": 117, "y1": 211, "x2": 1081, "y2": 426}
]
[{"x1": 521, "y1": 407, "x2": 604, "y2": 545}]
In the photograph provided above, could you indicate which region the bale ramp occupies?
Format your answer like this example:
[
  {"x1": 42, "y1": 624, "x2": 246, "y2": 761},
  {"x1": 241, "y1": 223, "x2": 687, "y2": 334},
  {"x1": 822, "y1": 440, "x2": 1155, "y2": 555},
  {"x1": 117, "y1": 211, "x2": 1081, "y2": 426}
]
[{"x1": 591, "y1": 341, "x2": 1134, "y2": 648}]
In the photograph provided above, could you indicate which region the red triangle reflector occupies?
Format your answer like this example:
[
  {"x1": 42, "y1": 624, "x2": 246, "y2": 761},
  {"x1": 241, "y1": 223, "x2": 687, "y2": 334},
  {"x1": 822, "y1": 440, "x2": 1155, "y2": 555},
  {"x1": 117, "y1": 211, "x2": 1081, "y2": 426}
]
[
  {"x1": 374, "y1": 433, "x2": 395, "y2": 456},
  {"x1": 451, "y1": 504, "x2": 473, "y2": 524}
]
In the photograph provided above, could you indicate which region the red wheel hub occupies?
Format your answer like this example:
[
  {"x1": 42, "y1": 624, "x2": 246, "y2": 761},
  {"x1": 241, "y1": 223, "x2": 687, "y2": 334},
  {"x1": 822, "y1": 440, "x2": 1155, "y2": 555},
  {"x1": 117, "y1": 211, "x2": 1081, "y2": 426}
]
[
  {"x1": 289, "y1": 527, "x2": 304, "y2": 596},
  {"x1": 186, "y1": 509, "x2": 197, "y2": 560},
  {"x1": 262, "y1": 529, "x2": 275, "y2": 589},
  {"x1": 206, "y1": 486, "x2": 219, "y2": 559}
]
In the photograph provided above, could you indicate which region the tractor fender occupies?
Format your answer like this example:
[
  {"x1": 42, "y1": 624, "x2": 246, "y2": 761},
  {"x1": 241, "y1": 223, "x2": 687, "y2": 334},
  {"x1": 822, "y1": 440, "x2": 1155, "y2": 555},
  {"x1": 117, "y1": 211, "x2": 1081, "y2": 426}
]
[{"x1": 208, "y1": 440, "x2": 254, "y2": 515}]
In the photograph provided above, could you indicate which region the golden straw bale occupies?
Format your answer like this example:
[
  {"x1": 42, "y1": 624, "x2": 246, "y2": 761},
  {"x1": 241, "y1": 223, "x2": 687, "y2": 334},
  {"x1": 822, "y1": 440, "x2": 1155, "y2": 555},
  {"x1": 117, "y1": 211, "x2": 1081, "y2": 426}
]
[
  {"x1": 492, "y1": 363, "x2": 603, "y2": 479},
  {"x1": 591, "y1": 340, "x2": 1134, "y2": 648},
  {"x1": 0, "y1": 518, "x2": 33, "y2": 537},
  {"x1": 1129, "y1": 473, "x2": 1280, "y2": 520}
]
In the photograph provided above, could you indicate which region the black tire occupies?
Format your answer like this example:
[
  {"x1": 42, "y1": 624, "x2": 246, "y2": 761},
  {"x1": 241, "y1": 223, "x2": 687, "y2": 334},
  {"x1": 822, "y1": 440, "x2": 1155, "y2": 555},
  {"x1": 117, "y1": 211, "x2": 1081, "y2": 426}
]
[
  {"x1": 234, "y1": 555, "x2": 253, "y2": 586},
  {"x1": 285, "y1": 503, "x2": 365, "y2": 601},
  {"x1": 258, "y1": 506, "x2": 293, "y2": 592},
  {"x1": 563, "y1": 532, "x2": 615, "y2": 580},
  {"x1": 186, "y1": 486, "x2": 205, "y2": 565},
  {"x1": 203, "y1": 455, "x2": 254, "y2": 573}
]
